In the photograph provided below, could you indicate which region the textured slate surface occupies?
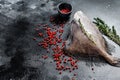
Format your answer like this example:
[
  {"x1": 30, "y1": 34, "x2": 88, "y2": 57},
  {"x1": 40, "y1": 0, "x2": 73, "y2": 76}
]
[{"x1": 0, "y1": 0, "x2": 120, "y2": 80}]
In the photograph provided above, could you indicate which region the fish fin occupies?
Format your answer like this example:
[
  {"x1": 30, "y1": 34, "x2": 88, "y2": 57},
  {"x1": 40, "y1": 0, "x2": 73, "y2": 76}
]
[{"x1": 112, "y1": 57, "x2": 120, "y2": 67}]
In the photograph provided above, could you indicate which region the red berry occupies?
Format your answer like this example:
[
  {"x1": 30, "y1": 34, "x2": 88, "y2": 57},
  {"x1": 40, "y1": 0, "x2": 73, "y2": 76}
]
[
  {"x1": 38, "y1": 33, "x2": 43, "y2": 37},
  {"x1": 59, "y1": 71, "x2": 62, "y2": 74},
  {"x1": 33, "y1": 38, "x2": 37, "y2": 40}
]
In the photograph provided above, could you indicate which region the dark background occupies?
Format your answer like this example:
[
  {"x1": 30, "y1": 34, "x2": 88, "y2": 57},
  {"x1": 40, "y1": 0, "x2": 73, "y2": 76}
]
[{"x1": 0, "y1": 0, "x2": 120, "y2": 80}]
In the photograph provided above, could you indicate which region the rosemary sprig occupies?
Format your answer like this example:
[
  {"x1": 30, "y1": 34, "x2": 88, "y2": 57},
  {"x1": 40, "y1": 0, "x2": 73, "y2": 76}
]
[{"x1": 93, "y1": 17, "x2": 120, "y2": 46}]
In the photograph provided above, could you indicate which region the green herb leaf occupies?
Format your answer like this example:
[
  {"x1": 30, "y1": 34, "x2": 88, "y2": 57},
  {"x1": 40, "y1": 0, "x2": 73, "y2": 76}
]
[{"x1": 93, "y1": 17, "x2": 120, "y2": 46}]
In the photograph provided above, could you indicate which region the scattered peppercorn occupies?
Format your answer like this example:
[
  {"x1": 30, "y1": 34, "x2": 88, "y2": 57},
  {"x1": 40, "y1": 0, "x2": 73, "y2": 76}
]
[
  {"x1": 34, "y1": 18, "x2": 78, "y2": 78},
  {"x1": 60, "y1": 8, "x2": 70, "y2": 14}
]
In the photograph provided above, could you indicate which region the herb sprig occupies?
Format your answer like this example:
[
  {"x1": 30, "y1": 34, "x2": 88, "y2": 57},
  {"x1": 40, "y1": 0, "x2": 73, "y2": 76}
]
[{"x1": 93, "y1": 17, "x2": 120, "y2": 46}]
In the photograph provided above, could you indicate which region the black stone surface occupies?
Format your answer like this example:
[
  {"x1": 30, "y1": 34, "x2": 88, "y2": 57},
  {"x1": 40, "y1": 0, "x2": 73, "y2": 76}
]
[{"x1": 0, "y1": 0, "x2": 120, "y2": 80}]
